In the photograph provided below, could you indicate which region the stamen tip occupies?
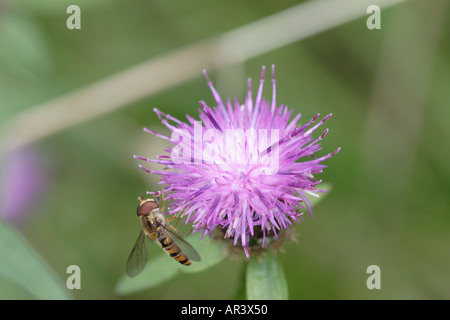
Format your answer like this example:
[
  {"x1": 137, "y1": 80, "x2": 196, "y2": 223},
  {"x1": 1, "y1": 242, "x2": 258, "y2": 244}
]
[
  {"x1": 320, "y1": 128, "x2": 329, "y2": 139},
  {"x1": 203, "y1": 69, "x2": 210, "y2": 82},
  {"x1": 333, "y1": 147, "x2": 341, "y2": 155}
]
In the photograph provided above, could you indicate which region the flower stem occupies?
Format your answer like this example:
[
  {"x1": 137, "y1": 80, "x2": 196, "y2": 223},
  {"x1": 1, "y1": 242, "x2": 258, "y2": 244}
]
[
  {"x1": 232, "y1": 262, "x2": 247, "y2": 300},
  {"x1": 246, "y1": 252, "x2": 288, "y2": 300}
]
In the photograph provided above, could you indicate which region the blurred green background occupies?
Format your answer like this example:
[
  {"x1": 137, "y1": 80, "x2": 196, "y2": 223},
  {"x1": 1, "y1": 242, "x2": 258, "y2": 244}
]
[{"x1": 0, "y1": 0, "x2": 449, "y2": 299}]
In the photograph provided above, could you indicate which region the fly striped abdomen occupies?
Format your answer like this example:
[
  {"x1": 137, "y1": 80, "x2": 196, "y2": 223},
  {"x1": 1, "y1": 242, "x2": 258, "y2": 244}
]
[
  {"x1": 158, "y1": 234, "x2": 191, "y2": 266},
  {"x1": 126, "y1": 197, "x2": 200, "y2": 278}
]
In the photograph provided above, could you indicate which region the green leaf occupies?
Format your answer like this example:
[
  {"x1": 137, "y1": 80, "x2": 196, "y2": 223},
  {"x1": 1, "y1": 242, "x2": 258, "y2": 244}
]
[
  {"x1": 115, "y1": 252, "x2": 180, "y2": 295},
  {"x1": 115, "y1": 232, "x2": 226, "y2": 295},
  {"x1": 181, "y1": 233, "x2": 227, "y2": 274},
  {"x1": 309, "y1": 183, "x2": 332, "y2": 207},
  {"x1": 0, "y1": 220, "x2": 72, "y2": 300},
  {"x1": 296, "y1": 183, "x2": 332, "y2": 215},
  {"x1": 246, "y1": 253, "x2": 288, "y2": 300}
]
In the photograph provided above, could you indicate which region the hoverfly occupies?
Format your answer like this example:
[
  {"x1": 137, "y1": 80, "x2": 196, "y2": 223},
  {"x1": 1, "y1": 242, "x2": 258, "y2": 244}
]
[{"x1": 126, "y1": 196, "x2": 201, "y2": 277}]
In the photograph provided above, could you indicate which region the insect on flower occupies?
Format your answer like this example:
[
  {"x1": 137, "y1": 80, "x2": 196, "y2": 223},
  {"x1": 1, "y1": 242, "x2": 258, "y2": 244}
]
[
  {"x1": 126, "y1": 194, "x2": 201, "y2": 277},
  {"x1": 134, "y1": 65, "x2": 340, "y2": 257}
]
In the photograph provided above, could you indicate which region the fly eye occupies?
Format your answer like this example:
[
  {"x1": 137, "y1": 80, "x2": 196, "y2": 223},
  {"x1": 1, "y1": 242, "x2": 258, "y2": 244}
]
[{"x1": 137, "y1": 199, "x2": 159, "y2": 216}]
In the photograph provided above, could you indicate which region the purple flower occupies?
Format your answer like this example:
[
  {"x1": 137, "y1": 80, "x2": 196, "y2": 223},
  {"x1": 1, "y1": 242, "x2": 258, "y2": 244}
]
[
  {"x1": 135, "y1": 65, "x2": 340, "y2": 257},
  {"x1": 0, "y1": 147, "x2": 50, "y2": 225}
]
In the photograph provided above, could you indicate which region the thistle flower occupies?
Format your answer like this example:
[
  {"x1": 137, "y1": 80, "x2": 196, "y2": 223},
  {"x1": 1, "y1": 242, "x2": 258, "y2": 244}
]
[
  {"x1": 0, "y1": 147, "x2": 50, "y2": 225},
  {"x1": 135, "y1": 65, "x2": 340, "y2": 257}
]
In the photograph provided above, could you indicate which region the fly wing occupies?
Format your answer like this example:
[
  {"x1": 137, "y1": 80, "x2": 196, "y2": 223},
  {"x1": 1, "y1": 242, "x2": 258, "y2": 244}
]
[
  {"x1": 126, "y1": 231, "x2": 148, "y2": 277},
  {"x1": 165, "y1": 227, "x2": 201, "y2": 262}
]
